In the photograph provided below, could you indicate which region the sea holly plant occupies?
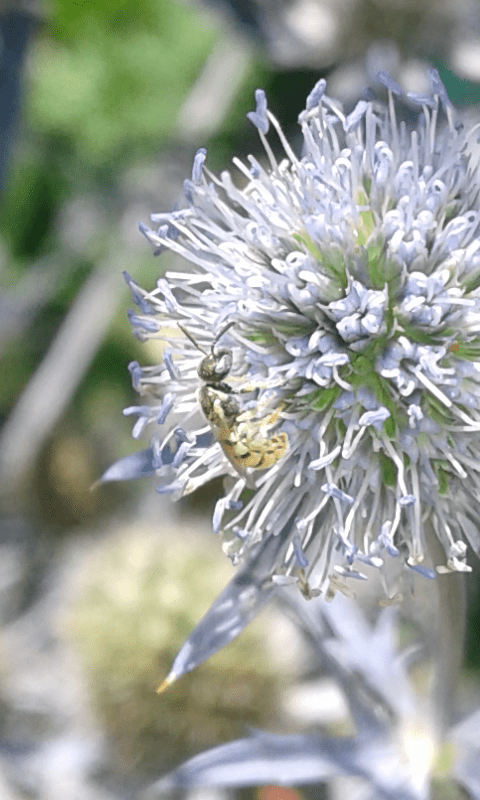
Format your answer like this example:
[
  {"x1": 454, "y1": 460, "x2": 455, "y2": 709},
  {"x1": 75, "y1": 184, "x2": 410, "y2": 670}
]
[
  {"x1": 144, "y1": 593, "x2": 480, "y2": 800},
  {"x1": 102, "y1": 70, "x2": 480, "y2": 679}
]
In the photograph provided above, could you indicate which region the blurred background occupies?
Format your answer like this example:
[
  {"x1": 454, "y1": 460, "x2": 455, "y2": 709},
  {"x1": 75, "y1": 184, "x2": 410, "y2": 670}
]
[{"x1": 1, "y1": 0, "x2": 480, "y2": 798}]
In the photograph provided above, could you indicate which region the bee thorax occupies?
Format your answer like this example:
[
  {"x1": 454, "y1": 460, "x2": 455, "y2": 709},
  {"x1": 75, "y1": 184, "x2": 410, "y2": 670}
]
[{"x1": 198, "y1": 386, "x2": 239, "y2": 428}]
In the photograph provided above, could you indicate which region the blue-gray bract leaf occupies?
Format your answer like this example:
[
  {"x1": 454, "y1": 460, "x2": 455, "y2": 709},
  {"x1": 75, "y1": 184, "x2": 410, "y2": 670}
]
[
  {"x1": 145, "y1": 731, "x2": 359, "y2": 794},
  {"x1": 158, "y1": 529, "x2": 293, "y2": 689},
  {"x1": 95, "y1": 448, "x2": 155, "y2": 484}
]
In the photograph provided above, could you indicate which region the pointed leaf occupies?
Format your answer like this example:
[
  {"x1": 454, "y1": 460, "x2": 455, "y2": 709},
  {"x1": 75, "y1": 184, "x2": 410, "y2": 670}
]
[
  {"x1": 158, "y1": 531, "x2": 291, "y2": 690},
  {"x1": 94, "y1": 448, "x2": 155, "y2": 486},
  {"x1": 145, "y1": 731, "x2": 359, "y2": 794}
]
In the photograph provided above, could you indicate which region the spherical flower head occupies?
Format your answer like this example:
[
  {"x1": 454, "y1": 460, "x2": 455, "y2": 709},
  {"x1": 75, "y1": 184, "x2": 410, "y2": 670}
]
[{"x1": 127, "y1": 69, "x2": 480, "y2": 598}]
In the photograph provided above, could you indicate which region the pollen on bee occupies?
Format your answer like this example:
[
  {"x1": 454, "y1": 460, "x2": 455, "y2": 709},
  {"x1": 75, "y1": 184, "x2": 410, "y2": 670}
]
[{"x1": 226, "y1": 430, "x2": 288, "y2": 470}]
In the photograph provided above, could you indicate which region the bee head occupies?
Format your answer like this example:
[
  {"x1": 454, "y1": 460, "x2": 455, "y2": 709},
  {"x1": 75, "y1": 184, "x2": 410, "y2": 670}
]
[
  {"x1": 198, "y1": 349, "x2": 232, "y2": 382},
  {"x1": 179, "y1": 320, "x2": 235, "y2": 383}
]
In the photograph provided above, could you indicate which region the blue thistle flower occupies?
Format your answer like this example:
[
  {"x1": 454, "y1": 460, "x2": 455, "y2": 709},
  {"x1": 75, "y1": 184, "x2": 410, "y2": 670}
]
[{"x1": 122, "y1": 69, "x2": 480, "y2": 598}]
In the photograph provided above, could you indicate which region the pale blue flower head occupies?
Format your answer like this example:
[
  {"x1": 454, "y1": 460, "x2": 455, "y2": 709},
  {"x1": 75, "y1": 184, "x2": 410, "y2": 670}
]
[{"x1": 122, "y1": 69, "x2": 480, "y2": 598}]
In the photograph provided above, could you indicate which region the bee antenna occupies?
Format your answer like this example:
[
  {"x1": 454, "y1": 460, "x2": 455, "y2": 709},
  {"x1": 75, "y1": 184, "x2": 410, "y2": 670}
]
[
  {"x1": 212, "y1": 320, "x2": 236, "y2": 351},
  {"x1": 178, "y1": 323, "x2": 208, "y2": 355}
]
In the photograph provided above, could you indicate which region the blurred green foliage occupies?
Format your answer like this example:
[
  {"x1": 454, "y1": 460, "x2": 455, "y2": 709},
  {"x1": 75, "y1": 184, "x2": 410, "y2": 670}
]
[
  {"x1": 0, "y1": 0, "x2": 230, "y2": 517},
  {"x1": 30, "y1": 0, "x2": 218, "y2": 167},
  {"x1": 1, "y1": 0, "x2": 221, "y2": 264}
]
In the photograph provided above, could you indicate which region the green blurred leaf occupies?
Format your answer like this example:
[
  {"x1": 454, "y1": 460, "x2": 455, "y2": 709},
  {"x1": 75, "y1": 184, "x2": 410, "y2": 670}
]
[{"x1": 30, "y1": 0, "x2": 218, "y2": 165}]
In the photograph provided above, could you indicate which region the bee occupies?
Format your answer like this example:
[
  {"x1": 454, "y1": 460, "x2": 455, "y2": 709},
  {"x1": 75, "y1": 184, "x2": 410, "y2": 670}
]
[
  {"x1": 178, "y1": 322, "x2": 288, "y2": 472},
  {"x1": 222, "y1": 403, "x2": 288, "y2": 471}
]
